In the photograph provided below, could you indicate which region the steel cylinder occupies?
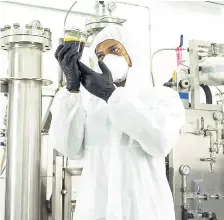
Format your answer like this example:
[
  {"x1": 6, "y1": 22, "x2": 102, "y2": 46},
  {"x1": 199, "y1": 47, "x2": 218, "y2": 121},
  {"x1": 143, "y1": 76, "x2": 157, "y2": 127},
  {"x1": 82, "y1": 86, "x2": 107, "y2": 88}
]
[{"x1": 0, "y1": 21, "x2": 51, "y2": 220}]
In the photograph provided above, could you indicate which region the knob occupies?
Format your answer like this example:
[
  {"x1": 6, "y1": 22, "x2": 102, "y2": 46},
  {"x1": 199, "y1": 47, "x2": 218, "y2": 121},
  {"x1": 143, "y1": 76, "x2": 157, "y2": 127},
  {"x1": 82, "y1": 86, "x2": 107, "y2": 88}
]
[{"x1": 179, "y1": 165, "x2": 191, "y2": 175}]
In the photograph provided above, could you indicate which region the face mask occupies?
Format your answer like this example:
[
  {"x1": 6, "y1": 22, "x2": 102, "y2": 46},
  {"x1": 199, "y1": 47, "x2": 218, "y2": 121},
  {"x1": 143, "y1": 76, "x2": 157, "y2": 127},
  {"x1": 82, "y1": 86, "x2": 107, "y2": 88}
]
[{"x1": 103, "y1": 54, "x2": 129, "y2": 83}]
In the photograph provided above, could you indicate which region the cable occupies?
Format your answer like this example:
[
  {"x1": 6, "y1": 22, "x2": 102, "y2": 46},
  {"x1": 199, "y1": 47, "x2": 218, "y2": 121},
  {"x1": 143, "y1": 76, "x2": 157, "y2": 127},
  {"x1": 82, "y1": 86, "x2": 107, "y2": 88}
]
[
  {"x1": 215, "y1": 86, "x2": 222, "y2": 94},
  {"x1": 63, "y1": 1, "x2": 78, "y2": 36},
  {"x1": 152, "y1": 48, "x2": 176, "y2": 59},
  {"x1": 151, "y1": 48, "x2": 176, "y2": 86},
  {"x1": 151, "y1": 48, "x2": 188, "y2": 86}
]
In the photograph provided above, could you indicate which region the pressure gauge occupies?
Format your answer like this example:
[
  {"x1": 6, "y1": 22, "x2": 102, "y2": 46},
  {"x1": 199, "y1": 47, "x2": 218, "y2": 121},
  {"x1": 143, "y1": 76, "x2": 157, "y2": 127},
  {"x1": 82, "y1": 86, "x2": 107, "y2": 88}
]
[
  {"x1": 106, "y1": 1, "x2": 116, "y2": 12},
  {"x1": 179, "y1": 165, "x2": 191, "y2": 175},
  {"x1": 213, "y1": 112, "x2": 223, "y2": 121}
]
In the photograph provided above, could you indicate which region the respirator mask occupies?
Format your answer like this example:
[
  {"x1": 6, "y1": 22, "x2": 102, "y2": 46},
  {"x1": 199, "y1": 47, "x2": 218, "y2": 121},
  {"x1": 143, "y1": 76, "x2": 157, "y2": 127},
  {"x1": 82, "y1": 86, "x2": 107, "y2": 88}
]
[{"x1": 102, "y1": 54, "x2": 129, "y2": 83}]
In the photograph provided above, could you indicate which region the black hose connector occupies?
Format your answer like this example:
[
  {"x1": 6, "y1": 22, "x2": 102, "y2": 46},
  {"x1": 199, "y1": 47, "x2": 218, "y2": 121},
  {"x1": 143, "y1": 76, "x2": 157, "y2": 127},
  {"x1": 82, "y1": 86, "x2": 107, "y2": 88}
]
[
  {"x1": 187, "y1": 212, "x2": 194, "y2": 219},
  {"x1": 182, "y1": 209, "x2": 188, "y2": 220},
  {"x1": 202, "y1": 212, "x2": 209, "y2": 218},
  {"x1": 211, "y1": 213, "x2": 217, "y2": 220},
  {"x1": 182, "y1": 209, "x2": 189, "y2": 220}
]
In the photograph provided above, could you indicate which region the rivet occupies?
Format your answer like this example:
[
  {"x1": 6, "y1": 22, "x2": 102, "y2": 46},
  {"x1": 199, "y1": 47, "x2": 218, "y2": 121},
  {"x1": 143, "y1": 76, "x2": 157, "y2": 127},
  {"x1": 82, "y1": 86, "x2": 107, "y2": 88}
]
[
  {"x1": 13, "y1": 23, "x2": 20, "y2": 28},
  {"x1": 4, "y1": 25, "x2": 11, "y2": 30},
  {"x1": 25, "y1": 24, "x2": 32, "y2": 29}
]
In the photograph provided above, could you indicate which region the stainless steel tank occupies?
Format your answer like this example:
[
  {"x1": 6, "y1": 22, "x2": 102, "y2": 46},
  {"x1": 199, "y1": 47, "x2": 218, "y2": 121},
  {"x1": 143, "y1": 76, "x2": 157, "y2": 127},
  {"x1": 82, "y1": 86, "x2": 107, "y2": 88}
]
[{"x1": 0, "y1": 21, "x2": 52, "y2": 220}]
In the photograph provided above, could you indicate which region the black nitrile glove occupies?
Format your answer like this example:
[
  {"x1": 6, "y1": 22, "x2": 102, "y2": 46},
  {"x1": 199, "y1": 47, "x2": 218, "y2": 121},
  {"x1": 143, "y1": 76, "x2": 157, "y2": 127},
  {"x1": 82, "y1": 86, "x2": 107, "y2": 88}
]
[
  {"x1": 55, "y1": 43, "x2": 82, "y2": 92},
  {"x1": 78, "y1": 60, "x2": 116, "y2": 102}
]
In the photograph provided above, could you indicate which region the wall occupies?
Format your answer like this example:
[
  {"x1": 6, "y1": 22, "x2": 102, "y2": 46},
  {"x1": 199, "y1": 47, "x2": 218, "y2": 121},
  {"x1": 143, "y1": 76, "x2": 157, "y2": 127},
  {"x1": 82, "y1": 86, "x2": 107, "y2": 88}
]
[
  {"x1": 151, "y1": 1, "x2": 224, "y2": 85},
  {"x1": 0, "y1": 1, "x2": 224, "y2": 219}
]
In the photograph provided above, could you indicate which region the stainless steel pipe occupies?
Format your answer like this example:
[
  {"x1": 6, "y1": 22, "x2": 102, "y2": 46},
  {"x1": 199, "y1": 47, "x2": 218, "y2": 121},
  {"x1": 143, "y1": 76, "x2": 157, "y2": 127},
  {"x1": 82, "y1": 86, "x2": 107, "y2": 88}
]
[
  {"x1": 0, "y1": 21, "x2": 52, "y2": 220},
  {"x1": 6, "y1": 46, "x2": 42, "y2": 220}
]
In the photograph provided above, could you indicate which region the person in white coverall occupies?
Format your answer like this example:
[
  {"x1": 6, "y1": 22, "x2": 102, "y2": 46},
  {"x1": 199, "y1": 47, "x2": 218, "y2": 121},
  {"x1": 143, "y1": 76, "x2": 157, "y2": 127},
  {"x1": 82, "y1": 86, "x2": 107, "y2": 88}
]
[{"x1": 49, "y1": 25, "x2": 185, "y2": 220}]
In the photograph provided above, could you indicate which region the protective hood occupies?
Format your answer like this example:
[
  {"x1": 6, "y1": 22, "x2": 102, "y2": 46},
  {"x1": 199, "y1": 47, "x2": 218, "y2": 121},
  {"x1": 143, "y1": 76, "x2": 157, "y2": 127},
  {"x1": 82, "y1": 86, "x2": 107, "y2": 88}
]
[{"x1": 89, "y1": 25, "x2": 152, "y2": 92}]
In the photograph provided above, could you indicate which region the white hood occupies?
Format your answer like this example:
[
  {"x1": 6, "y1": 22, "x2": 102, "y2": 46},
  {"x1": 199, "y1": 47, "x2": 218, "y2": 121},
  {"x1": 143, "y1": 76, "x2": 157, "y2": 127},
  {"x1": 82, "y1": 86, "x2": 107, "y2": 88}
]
[{"x1": 88, "y1": 25, "x2": 152, "y2": 93}]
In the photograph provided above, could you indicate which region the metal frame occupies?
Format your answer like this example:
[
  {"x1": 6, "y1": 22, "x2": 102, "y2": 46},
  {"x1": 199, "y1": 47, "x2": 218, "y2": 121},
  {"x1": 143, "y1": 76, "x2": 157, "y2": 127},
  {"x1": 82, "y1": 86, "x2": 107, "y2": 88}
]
[{"x1": 189, "y1": 40, "x2": 221, "y2": 111}]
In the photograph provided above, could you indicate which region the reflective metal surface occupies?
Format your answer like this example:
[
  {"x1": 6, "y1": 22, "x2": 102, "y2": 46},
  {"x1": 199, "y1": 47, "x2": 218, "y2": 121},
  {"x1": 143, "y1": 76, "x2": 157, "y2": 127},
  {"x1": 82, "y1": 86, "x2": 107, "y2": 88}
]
[
  {"x1": 63, "y1": 169, "x2": 72, "y2": 220},
  {"x1": 41, "y1": 134, "x2": 49, "y2": 220},
  {"x1": 5, "y1": 46, "x2": 42, "y2": 220},
  {"x1": 52, "y1": 150, "x2": 63, "y2": 220},
  {"x1": 1, "y1": 21, "x2": 51, "y2": 220}
]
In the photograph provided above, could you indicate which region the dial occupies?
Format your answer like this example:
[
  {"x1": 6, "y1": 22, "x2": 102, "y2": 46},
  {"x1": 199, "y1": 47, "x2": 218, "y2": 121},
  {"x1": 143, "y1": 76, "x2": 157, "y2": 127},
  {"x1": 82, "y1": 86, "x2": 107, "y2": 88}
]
[
  {"x1": 179, "y1": 165, "x2": 191, "y2": 175},
  {"x1": 213, "y1": 112, "x2": 223, "y2": 121},
  {"x1": 106, "y1": 1, "x2": 116, "y2": 12}
]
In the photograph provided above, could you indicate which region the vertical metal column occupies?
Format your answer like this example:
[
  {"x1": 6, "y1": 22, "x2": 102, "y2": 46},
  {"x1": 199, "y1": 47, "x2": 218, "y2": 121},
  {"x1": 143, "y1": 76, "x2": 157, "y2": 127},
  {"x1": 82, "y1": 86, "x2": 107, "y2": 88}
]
[
  {"x1": 0, "y1": 21, "x2": 52, "y2": 220},
  {"x1": 189, "y1": 40, "x2": 201, "y2": 109},
  {"x1": 41, "y1": 134, "x2": 49, "y2": 220},
  {"x1": 52, "y1": 150, "x2": 64, "y2": 220}
]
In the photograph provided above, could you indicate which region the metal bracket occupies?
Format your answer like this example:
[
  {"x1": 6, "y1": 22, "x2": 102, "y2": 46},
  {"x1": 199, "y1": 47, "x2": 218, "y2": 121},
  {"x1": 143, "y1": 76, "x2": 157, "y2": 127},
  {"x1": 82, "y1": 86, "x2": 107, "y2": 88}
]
[
  {"x1": 51, "y1": 150, "x2": 81, "y2": 220},
  {"x1": 0, "y1": 83, "x2": 8, "y2": 93}
]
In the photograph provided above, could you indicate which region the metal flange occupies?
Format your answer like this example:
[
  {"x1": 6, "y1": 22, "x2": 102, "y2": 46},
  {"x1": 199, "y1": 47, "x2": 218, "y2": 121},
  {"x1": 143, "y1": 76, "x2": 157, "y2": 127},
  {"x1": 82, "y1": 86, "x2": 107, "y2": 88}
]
[
  {"x1": 0, "y1": 77, "x2": 52, "y2": 86},
  {"x1": 85, "y1": 16, "x2": 126, "y2": 35},
  {"x1": 0, "y1": 20, "x2": 51, "y2": 52}
]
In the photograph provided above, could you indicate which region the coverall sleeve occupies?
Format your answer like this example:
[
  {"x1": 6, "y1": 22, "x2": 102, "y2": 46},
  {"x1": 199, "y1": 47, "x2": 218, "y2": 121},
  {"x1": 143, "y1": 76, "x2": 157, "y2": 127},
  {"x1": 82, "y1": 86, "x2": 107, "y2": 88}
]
[
  {"x1": 49, "y1": 87, "x2": 86, "y2": 160},
  {"x1": 108, "y1": 86, "x2": 185, "y2": 158}
]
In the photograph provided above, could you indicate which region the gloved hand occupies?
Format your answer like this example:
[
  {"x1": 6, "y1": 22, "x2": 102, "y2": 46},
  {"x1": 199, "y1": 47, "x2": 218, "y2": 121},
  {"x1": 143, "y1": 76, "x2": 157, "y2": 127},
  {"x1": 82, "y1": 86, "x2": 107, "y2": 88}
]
[
  {"x1": 55, "y1": 43, "x2": 82, "y2": 92},
  {"x1": 78, "y1": 60, "x2": 116, "y2": 102}
]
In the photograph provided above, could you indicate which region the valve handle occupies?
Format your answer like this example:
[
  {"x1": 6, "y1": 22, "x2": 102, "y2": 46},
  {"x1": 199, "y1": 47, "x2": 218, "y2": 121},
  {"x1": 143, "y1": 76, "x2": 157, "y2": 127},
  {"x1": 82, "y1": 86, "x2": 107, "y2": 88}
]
[{"x1": 180, "y1": 35, "x2": 183, "y2": 47}]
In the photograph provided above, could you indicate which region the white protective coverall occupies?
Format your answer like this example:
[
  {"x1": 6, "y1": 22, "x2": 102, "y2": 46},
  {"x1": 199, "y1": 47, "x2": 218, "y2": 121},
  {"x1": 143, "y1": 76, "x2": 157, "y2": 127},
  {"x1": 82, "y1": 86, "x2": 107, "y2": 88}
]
[{"x1": 49, "y1": 25, "x2": 185, "y2": 220}]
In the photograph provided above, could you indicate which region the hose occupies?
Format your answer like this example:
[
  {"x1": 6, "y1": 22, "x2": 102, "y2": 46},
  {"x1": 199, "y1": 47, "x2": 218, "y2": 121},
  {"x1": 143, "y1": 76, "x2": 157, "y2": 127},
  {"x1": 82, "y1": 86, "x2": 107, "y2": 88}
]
[
  {"x1": 151, "y1": 48, "x2": 188, "y2": 86},
  {"x1": 200, "y1": 84, "x2": 213, "y2": 104},
  {"x1": 63, "y1": 1, "x2": 78, "y2": 36}
]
